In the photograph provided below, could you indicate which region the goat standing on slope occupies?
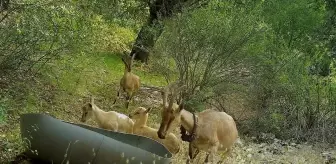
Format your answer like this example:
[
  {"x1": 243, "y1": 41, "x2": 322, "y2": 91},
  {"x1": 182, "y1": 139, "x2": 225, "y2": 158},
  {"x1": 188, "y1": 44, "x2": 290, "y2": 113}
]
[
  {"x1": 128, "y1": 107, "x2": 181, "y2": 154},
  {"x1": 113, "y1": 53, "x2": 141, "y2": 109},
  {"x1": 81, "y1": 97, "x2": 134, "y2": 133},
  {"x1": 157, "y1": 84, "x2": 239, "y2": 164}
]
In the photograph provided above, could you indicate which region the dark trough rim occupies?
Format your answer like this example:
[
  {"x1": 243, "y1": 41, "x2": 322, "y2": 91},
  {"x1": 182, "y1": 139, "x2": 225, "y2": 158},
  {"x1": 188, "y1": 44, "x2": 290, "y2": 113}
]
[{"x1": 19, "y1": 113, "x2": 173, "y2": 164}]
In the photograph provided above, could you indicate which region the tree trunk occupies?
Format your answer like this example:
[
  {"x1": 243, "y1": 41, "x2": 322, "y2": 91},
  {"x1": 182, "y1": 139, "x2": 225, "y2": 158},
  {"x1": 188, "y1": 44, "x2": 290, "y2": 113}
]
[
  {"x1": 130, "y1": 20, "x2": 163, "y2": 64},
  {"x1": 130, "y1": 0, "x2": 189, "y2": 63}
]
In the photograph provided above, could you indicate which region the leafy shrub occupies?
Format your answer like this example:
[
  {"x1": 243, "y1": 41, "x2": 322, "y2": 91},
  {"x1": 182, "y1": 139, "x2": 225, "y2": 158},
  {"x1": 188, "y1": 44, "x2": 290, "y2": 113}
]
[
  {"x1": 151, "y1": 0, "x2": 336, "y2": 143},
  {"x1": 152, "y1": 1, "x2": 263, "y2": 112}
]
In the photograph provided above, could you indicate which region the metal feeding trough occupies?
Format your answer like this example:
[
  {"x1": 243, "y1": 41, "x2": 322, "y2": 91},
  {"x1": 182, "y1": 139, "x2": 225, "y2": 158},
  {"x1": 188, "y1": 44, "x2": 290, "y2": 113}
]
[{"x1": 19, "y1": 113, "x2": 172, "y2": 164}]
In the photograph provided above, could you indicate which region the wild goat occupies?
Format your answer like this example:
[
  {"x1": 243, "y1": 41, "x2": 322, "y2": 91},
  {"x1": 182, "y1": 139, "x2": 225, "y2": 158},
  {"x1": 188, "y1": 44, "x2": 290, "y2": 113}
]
[
  {"x1": 128, "y1": 107, "x2": 181, "y2": 154},
  {"x1": 157, "y1": 84, "x2": 239, "y2": 164},
  {"x1": 81, "y1": 97, "x2": 134, "y2": 133},
  {"x1": 113, "y1": 53, "x2": 141, "y2": 109}
]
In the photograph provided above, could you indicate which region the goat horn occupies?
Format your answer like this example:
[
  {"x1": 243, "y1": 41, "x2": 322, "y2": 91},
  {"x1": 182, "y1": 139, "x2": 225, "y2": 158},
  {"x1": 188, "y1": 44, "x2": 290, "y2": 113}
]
[
  {"x1": 168, "y1": 86, "x2": 179, "y2": 110},
  {"x1": 178, "y1": 100, "x2": 185, "y2": 111},
  {"x1": 90, "y1": 96, "x2": 94, "y2": 104},
  {"x1": 161, "y1": 87, "x2": 168, "y2": 108},
  {"x1": 121, "y1": 55, "x2": 127, "y2": 64},
  {"x1": 130, "y1": 53, "x2": 136, "y2": 69},
  {"x1": 131, "y1": 53, "x2": 136, "y2": 61}
]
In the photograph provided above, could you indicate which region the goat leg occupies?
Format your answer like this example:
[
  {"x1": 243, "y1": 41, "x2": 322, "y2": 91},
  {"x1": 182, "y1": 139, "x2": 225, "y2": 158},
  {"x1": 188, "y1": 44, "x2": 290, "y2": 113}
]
[
  {"x1": 129, "y1": 92, "x2": 135, "y2": 104},
  {"x1": 205, "y1": 153, "x2": 210, "y2": 163},
  {"x1": 204, "y1": 145, "x2": 218, "y2": 164},
  {"x1": 188, "y1": 143, "x2": 193, "y2": 160},
  {"x1": 186, "y1": 143, "x2": 199, "y2": 164},
  {"x1": 218, "y1": 148, "x2": 231, "y2": 162},
  {"x1": 204, "y1": 153, "x2": 214, "y2": 164},
  {"x1": 126, "y1": 92, "x2": 136, "y2": 109},
  {"x1": 113, "y1": 87, "x2": 123, "y2": 104},
  {"x1": 125, "y1": 94, "x2": 131, "y2": 109},
  {"x1": 186, "y1": 143, "x2": 193, "y2": 164},
  {"x1": 112, "y1": 91, "x2": 119, "y2": 104},
  {"x1": 194, "y1": 149, "x2": 200, "y2": 159}
]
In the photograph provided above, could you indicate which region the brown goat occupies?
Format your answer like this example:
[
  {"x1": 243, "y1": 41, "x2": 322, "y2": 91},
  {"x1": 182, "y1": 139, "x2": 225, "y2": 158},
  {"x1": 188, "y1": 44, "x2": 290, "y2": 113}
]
[
  {"x1": 129, "y1": 107, "x2": 181, "y2": 154},
  {"x1": 157, "y1": 84, "x2": 239, "y2": 164},
  {"x1": 113, "y1": 53, "x2": 141, "y2": 109}
]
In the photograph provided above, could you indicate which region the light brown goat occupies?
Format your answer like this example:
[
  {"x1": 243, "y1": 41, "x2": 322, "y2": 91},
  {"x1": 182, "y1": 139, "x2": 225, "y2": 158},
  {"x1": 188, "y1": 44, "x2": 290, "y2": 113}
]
[
  {"x1": 128, "y1": 107, "x2": 181, "y2": 154},
  {"x1": 113, "y1": 53, "x2": 141, "y2": 109},
  {"x1": 81, "y1": 97, "x2": 134, "y2": 133},
  {"x1": 157, "y1": 84, "x2": 239, "y2": 164}
]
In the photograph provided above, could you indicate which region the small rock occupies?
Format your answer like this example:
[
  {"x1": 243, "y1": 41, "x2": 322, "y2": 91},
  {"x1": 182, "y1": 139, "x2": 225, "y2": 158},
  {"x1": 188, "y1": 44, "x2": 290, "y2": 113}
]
[
  {"x1": 247, "y1": 154, "x2": 252, "y2": 158},
  {"x1": 260, "y1": 154, "x2": 265, "y2": 159},
  {"x1": 280, "y1": 141, "x2": 288, "y2": 146},
  {"x1": 246, "y1": 148, "x2": 252, "y2": 152},
  {"x1": 322, "y1": 152, "x2": 336, "y2": 164},
  {"x1": 259, "y1": 143, "x2": 266, "y2": 148}
]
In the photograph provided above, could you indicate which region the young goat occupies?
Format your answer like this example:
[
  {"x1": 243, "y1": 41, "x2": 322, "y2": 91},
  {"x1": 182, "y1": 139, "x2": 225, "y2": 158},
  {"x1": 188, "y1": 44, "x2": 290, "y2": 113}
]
[
  {"x1": 129, "y1": 107, "x2": 181, "y2": 154},
  {"x1": 157, "y1": 84, "x2": 239, "y2": 164},
  {"x1": 81, "y1": 97, "x2": 134, "y2": 133},
  {"x1": 113, "y1": 53, "x2": 141, "y2": 109}
]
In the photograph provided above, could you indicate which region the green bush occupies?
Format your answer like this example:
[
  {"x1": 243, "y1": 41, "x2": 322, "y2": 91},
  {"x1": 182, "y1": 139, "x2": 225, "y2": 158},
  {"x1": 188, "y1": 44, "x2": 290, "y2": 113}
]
[
  {"x1": 151, "y1": 0, "x2": 336, "y2": 143},
  {"x1": 152, "y1": 1, "x2": 263, "y2": 112}
]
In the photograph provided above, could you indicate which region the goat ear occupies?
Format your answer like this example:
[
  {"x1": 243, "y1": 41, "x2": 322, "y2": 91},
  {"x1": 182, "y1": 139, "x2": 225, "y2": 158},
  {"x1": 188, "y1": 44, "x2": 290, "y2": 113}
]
[
  {"x1": 121, "y1": 57, "x2": 127, "y2": 65},
  {"x1": 146, "y1": 107, "x2": 152, "y2": 113},
  {"x1": 121, "y1": 53, "x2": 128, "y2": 63},
  {"x1": 178, "y1": 102, "x2": 184, "y2": 112}
]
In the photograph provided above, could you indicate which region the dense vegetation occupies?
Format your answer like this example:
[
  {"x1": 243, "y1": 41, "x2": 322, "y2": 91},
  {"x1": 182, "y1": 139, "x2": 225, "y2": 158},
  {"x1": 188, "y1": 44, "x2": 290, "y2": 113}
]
[{"x1": 1, "y1": 0, "x2": 335, "y2": 162}]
